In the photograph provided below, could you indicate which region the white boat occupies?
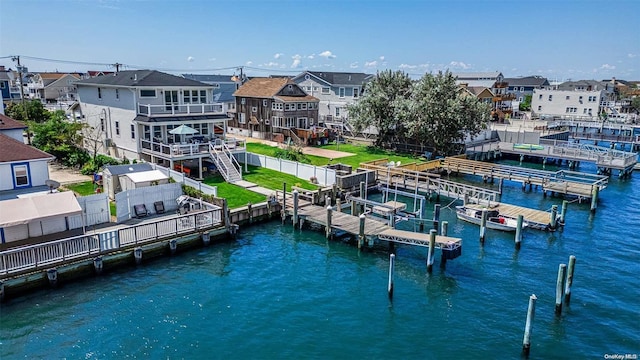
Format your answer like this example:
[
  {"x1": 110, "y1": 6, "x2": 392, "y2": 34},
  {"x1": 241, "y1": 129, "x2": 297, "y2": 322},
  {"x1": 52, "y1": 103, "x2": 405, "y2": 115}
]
[{"x1": 455, "y1": 205, "x2": 527, "y2": 232}]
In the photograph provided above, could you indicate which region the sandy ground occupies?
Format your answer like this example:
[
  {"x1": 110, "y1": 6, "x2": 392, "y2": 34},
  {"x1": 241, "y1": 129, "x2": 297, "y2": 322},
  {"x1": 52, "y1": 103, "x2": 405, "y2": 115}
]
[
  {"x1": 234, "y1": 135, "x2": 355, "y2": 159},
  {"x1": 48, "y1": 163, "x2": 93, "y2": 185}
]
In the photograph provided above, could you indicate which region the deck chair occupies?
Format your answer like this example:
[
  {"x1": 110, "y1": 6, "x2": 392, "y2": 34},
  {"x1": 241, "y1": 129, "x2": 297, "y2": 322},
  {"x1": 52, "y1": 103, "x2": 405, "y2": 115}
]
[
  {"x1": 134, "y1": 204, "x2": 148, "y2": 218},
  {"x1": 154, "y1": 201, "x2": 165, "y2": 214}
]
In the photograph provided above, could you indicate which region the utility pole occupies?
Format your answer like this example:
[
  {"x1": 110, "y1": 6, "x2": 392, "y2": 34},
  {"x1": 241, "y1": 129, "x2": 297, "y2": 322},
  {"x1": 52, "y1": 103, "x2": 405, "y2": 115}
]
[
  {"x1": 11, "y1": 55, "x2": 30, "y2": 144},
  {"x1": 112, "y1": 62, "x2": 122, "y2": 73}
]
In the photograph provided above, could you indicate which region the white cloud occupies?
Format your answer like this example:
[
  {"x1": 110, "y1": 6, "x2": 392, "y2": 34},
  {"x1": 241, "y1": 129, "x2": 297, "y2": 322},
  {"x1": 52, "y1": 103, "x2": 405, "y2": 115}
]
[
  {"x1": 350, "y1": 62, "x2": 359, "y2": 69},
  {"x1": 307, "y1": 54, "x2": 315, "y2": 60},
  {"x1": 291, "y1": 54, "x2": 302, "y2": 68},
  {"x1": 187, "y1": 56, "x2": 195, "y2": 62},
  {"x1": 264, "y1": 62, "x2": 279, "y2": 67},
  {"x1": 601, "y1": 64, "x2": 616, "y2": 70},
  {"x1": 365, "y1": 61, "x2": 378, "y2": 68},
  {"x1": 246, "y1": 61, "x2": 253, "y2": 66},
  {"x1": 399, "y1": 63, "x2": 417, "y2": 70},
  {"x1": 274, "y1": 53, "x2": 284, "y2": 59},
  {"x1": 319, "y1": 50, "x2": 336, "y2": 59},
  {"x1": 379, "y1": 56, "x2": 385, "y2": 61},
  {"x1": 628, "y1": 53, "x2": 637, "y2": 58},
  {"x1": 449, "y1": 61, "x2": 471, "y2": 70}
]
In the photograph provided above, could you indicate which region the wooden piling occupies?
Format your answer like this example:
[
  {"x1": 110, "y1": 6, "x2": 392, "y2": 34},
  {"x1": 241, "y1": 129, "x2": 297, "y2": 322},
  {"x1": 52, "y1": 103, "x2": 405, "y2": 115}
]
[
  {"x1": 46, "y1": 268, "x2": 58, "y2": 287},
  {"x1": 358, "y1": 214, "x2": 365, "y2": 249},
  {"x1": 292, "y1": 189, "x2": 299, "y2": 228},
  {"x1": 351, "y1": 201, "x2": 358, "y2": 216},
  {"x1": 433, "y1": 204, "x2": 441, "y2": 232},
  {"x1": 134, "y1": 247, "x2": 143, "y2": 265},
  {"x1": 93, "y1": 256, "x2": 104, "y2": 275},
  {"x1": 564, "y1": 255, "x2": 576, "y2": 305},
  {"x1": 426, "y1": 229, "x2": 436, "y2": 273},
  {"x1": 463, "y1": 193, "x2": 469, "y2": 206},
  {"x1": 441, "y1": 221, "x2": 448, "y2": 237},
  {"x1": 359, "y1": 181, "x2": 365, "y2": 214},
  {"x1": 282, "y1": 182, "x2": 287, "y2": 208},
  {"x1": 498, "y1": 177, "x2": 504, "y2": 196},
  {"x1": 515, "y1": 215, "x2": 524, "y2": 250},
  {"x1": 555, "y1": 263, "x2": 567, "y2": 315},
  {"x1": 560, "y1": 200, "x2": 568, "y2": 223},
  {"x1": 522, "y1": 294, "x2": 537, "y2": 358},
  {"x1": 169, "y1": 239, "x2": 177, "y2": 255},
  {"x1": 550, "y1": 205, "x2": 558, "y2": 230},
  {"x1": 388, "y1": 254, "x2": 395, "y2": 300},
  {"x1": 590, "y1": 185, "x2": 599, "y2": 213},
  {"x1": 326, "y1": 205, "x2": 333, "y2": 239},
  {"x1": 479, "y1": 209, "x2": 488, "y2": 244}
]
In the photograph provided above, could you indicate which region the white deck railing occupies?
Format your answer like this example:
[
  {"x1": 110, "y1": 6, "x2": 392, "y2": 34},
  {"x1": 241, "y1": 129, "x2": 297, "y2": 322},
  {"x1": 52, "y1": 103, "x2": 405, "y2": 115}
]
[
  {"x1": 137, "y1": 103, "x2": 225, "y2": 116},
  {"x1": 0, "y1": 209, "x2": 223, "y2": 278}
]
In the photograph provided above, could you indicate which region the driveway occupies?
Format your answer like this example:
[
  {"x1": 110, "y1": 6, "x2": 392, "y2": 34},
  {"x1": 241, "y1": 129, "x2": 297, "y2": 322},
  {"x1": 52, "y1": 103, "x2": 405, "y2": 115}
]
[{"x1": 48, "y1": 163, "x2": 93, "y2": 185}]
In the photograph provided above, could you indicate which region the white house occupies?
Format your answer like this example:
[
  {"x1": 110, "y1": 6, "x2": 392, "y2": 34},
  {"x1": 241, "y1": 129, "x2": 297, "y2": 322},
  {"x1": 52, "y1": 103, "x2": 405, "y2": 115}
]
[
  {"x1": 75, "y1": 70, "x2": 241, "y2": 180},
  {"x1": 531, "y1": 80, "x2": 615, "y2": 120}
]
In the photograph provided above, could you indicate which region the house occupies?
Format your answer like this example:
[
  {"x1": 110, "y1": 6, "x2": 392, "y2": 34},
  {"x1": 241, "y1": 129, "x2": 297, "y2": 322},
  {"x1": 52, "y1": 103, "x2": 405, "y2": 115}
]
[
  {"x1": 182, "y1": 74, "x2": 240, "y2": 115},
  {"x1": 531, "y1": 80, "x2": 615, "y2": 120},
  {"x1": 504, "y1": 76, "x2": 550, "y2": 102},
  {"x1": 0, "y1": 66, "x2": 11, "y2": 103},
  {"x1": 0, "y1": 115, "x2": 54, "y2": 192},
  {"x1": 460, "y1": 85, "x2": 494, "y2": 104},
  {"x1": 75, "y1": 70, "x2": 242, "y2": 181},
  {"x1": 291, "y1": 71, "x2": 373, "y2": 129},
  {"x1": 454, "y1": 72, "x2": 513, "y2": 120},
  {"x1": 26, "y1": 72, "x2": 82, "y2": 102},
  {"x1": 230, "y1": 77, "x2": 321, "y2": 146},
  {"x1": 102, "y1": 163, "x2": 154, "y2": 199}
]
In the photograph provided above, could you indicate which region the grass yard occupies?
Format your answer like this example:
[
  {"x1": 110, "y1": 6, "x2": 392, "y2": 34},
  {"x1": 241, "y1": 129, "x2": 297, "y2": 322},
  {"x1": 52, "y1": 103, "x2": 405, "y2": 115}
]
[
  {"x1": 318, "y1": 143, "x2": 424, "y2": 168},
  {"x1": 242, "y1": 165, "x2": 318, "y2": 191},
  {"x1": 64, "y1": 181, "x2": 97, "y2": 196},
  {"x1": 203, "y1": 174, "x2": 266, "y2": 209},
  {"x1": 246, "y1": 143, "x2": 328, "y2": 166}
]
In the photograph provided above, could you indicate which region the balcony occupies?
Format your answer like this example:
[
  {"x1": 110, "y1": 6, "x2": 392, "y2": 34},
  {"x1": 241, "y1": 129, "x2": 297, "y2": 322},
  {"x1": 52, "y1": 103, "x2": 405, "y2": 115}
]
[
  {"x1": 137, "y1": 103, "x2": 225, "y2": 117},
  {"x1": 140, "y1": 137, "x2": 245, "y2": 159},
  {"x1": 492, "y1": 93, "x2": 516, "y2": 102}
]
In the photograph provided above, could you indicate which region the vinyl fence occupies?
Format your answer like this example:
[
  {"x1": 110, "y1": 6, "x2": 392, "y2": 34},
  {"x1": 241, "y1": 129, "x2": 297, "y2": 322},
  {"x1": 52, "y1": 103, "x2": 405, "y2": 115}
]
[
  {"x1": 67, "y1": 193, "x2": 111, "y2": 229},
  {"x1": 115, "y1": 182, "x2": 183, "y2": 223},
  {"x1": 236, "y1": 152, "x2": 337, "y2": 186},
  {"x1": 150, "y1": 163, "x2": 218, "y2": 197}
]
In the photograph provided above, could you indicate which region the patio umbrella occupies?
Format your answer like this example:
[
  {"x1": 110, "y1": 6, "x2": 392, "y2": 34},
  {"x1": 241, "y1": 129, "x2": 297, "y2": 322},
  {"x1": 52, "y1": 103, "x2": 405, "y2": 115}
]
[{"x1": 169, "y1": 124, "x2": 198, "y2": 143}]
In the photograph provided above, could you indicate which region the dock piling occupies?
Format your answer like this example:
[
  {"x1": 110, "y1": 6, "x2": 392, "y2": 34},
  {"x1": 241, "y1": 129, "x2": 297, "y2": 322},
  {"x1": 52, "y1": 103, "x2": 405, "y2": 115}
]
[
  {"x1": 292, "y1": 190, "x2": 299, "y2": 228},
  {"x1": 498, "y1": 178, "x2": 504, "y2": 196},
  {"x1": 326, "y1": 205, "x2": 333, "y2": 239},
  {"x1": 46, "y1": 268, "x2": 58, "y2": 287},
  {"x1": 522, "y1": 294, "x2": 537, "y2": 358},
  {"x1": 358, "y1": 214, "x2": 365, "y2": 249},
  {"x1": 336, "y1": 198, "x2": 341, "y2": 213},
  {"x1": 169, "y1": 239, "x2": 177, "y2": 255},
  {"x1": 93, "y1": 256, "x2": 104, "y2": 275},
  {"x1": 359, "y1": 181, "x2": 365, "y2": 214},
  {"x1": 550, "y1": 205, "x2": 558, "y2": 230},
  {"x1": 479, "y1": 209, "x2": 488, "y2": 244},
  {"x1": 515, "y1": 215, "x2": 524, "y2": 249},
  {"x1": 388, "y1": 253, "x2": 395, "y2": 300},
  {"x1": 564, "y1": 255, "x2": 577, "y2": 305},
  {"x1": 441, "y1": 220, "x2": 448, "y2": 237},
  {"x1": 590, "y1": 186, "x2": 599, "y2": 213},
  {"x1": 134, "y1": 247, "x2": 143, "y2": 265},
  {"x1": 560, "y1": 200, "x2": 568, "y2": 223},
  {"x1": 433, "y1": 204, "x2": 441, "y2": 232},
  {"x1": 426, "y1": 229, "x2": 436, "y2": 273},
  {"x1": 202, "y1": 232, "x2": 210, "y2": 246},
  {"x1": 555, "y1": 263, "x2": 567, "y2": 315},
  {"x1": 0, "y1": 281, "x2": 4, "y2": 302}
]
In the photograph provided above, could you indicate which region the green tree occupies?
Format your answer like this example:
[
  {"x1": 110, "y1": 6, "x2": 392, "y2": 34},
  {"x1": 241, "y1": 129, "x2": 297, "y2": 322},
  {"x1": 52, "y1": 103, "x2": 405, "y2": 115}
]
[
  {"x1": 5, "y1": 100, "x2": 50, "y2": 123},
  {"x1": 630, "y1": 97, "x2": 640, "y2": 114},
  {"x1": 403, "y1": 71, "x2": 489, "y2": 155},
  {"x1": 519, "y1": 94, "x2": 532, "y2": 111},
  {"x1": 347, "y1": 70, "x2": 413, "y2": 147},
  {"x1": 30, "y1": 111, "x2": 89, "y2": 167}
]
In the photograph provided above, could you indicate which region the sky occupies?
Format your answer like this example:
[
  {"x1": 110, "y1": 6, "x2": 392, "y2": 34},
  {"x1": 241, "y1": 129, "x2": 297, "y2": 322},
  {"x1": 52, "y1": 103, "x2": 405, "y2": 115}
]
[{"x1": 1, "y1": 0, "x2": 639, "y2": 81}]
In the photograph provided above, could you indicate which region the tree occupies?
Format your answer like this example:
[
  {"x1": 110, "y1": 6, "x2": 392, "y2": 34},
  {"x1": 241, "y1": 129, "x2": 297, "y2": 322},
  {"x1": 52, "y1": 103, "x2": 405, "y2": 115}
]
[
  {"x1": 30, "y1": 111, "x2": 89, "y2": 167},
  {"x1": 347, "y1": 70, "x2": 413, "y2": 147},
  {"x1": 519, "y1": 94, "x2": 532, "y2": 111},
  {"x1": 631, "y1": 97, "x2": 640, "y2": 114},
  {"x1": 5, "y1": 100, "x2": 50, "y2": 123},
  {"x1": 403, "y1": 71, "x2": 490, "y2": 155}
]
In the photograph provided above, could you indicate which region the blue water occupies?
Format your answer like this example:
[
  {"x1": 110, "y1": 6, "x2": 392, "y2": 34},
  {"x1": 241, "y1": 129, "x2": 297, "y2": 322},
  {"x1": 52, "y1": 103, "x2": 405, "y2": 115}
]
[{"x1": 1, "y1": 160, "x2": 639, "y2": 359}]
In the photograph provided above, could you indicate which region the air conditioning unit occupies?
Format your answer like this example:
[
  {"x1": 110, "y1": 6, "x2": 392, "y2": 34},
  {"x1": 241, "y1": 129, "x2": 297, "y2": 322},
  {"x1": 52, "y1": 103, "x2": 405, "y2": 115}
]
[{"x1": 103, "y1": 138, "x2": 113, "y2": 148}]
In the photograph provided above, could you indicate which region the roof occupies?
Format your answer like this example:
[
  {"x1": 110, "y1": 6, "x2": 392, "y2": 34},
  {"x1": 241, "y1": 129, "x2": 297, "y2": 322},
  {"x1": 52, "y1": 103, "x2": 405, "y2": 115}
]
[
  {"x1": 87, "y1": 71, "x2": 115, "y2": 77},
  {"x1": 37, "y1": 72, "x2": 81, "y2": 80},
  {"x1": 556, "y1": 80, "x2": 612, "y2": 91},
  {"x1": 0, "y1": 133, "x2": 54, "y2": 163},
  {"x1": 0, "y1": 114, "x2": 28, "y2": 130},
  {"x1": 103, "y1": 163, "x2": 153, "y2": 176},
  {"x1": 504, "y1": 76, "x2": 550, "y2": 87},
  {"x1": 466, "y1": 86, "x2": 493, "y2": 97},
  {"x1": 182, "y1": 74, "x2": 236, "y2": 83},
  {"x1": 452, "y1": 72, "x2": 502, "y2": 80},
  {"x1": 123, "y1": 170, "x2": 168, "y2": 183},
  {"x1": 0, "y1": 71, "x2": 10, "y2": 81},
  {"x1": 0, "y1": 191, "x2": 82, "y2": 227},
  {"x1": 233, "y1": 77, "x2": 291, "y2": 98},
  {"x1": 457, "y1": 79, "x2": 497, "y2": 88},
  {"x1": 297, "y1": 71, "x2": 374, "y2": 86},
  {"x1": 75, "y1": 70, "x2": 210, "y2": 87}
]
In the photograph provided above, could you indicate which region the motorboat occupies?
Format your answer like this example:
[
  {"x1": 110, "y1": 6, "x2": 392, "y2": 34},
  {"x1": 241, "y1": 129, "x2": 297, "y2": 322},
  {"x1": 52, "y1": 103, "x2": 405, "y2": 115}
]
[{"x1": 455, "y1": 205, "x2": 527, "y2": 232}]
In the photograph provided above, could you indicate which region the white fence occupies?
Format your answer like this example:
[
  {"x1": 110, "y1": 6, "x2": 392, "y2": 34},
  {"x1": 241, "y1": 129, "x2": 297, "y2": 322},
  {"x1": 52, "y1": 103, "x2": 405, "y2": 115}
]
[
  {"x1": 68, "y1": 193, "x2": 111, "y2": 229},
  {"x1": 236, "y1": 152, "x2": 337, "y2": 186},
  {"x1": 150, "y1": 163, "x2": 218, "y2": 197},
  {"x1": 115, "y1": 183, "x2": 183, "y2": 223},
  {"x1": 0, "y1": 209, "x2": 223, "y2": 278}
]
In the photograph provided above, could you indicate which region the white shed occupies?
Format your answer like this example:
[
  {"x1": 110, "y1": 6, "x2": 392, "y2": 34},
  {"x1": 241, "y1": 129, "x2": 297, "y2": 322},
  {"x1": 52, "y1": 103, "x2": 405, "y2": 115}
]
[{"x1": 120, "y1": 170, "x2": 169, "y2": 192}]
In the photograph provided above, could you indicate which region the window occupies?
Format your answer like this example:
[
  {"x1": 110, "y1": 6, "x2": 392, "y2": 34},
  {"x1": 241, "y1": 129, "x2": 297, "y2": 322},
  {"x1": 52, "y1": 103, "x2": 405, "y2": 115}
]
[
  {"x1": 520, "y1": 87, "x2": 524, "y2": 92},
  {"x1": 285, "y1": 117, "x2": 296, "y2": 128},
  {"x1": 115, "y1": 121, "x2": 120, "y2": 136},
  {"x1": 183, "y1": 90, "x2": 207, "y2": 104},
  {"x1": 98, "y1": 88, "x2": 102, "y2": 99},
  {"x1": 115, "y1": 89, "x2": 119, "y2": 100},
  {"x1": 192, "y1": 123, "x2": 209, "y2": 135},
  {"x1": 353, "y1": 87, "x2": 359, "y2": 98},
  {"x1": 263, "y1": 99, "x2": 268, "y2": 107},
  {"x1": 583, "y1": 108, "x2": 588, "y2": 114},
  {"x1": 252, "y1": 106, "x2": 257, "y2": 113},
  {"x1": 272, "y1": 102, "x2": 283, "y2": 110},
  {"x1": 538, "y1": 94, "x2": 543, "y2": 100},
  {"x1": 537, "y1": 105, "x2": 542, "y2": 111},
  {"x1": 579, "y1": 96, "x2": 583, "y2": 103},
  {"x1": 130, "y1": 124, "x2": 135, "y2": 139},
  {"x1": 100, "y1": 118, "x2": 105, "y2": 132},
  {"x1": 518, "y1": 97, "x2": 523, "y2": 102},
  {"x1": 339, "y1": 87, "x2": 345, "y2": 98},
  {"x1": 12, "y1": 164, "x2": 29, "y2": 187},
  {"x1": 548, "y1": 95, "x2": 553, "y2": 101},
  {"x1": 321, "y1": 87, "x2": 330, "y2": 94},
  {"x1": 0, "y1": 82, "x2": 5, "y2": 89},
  {"x1": 140, "y1": 89, "x2": 156, "y2": 97},
  {"x1": 239, "y1": 113, "x2": 246, "y2": 124},
  {"x1": 297, "y1": 103, "x2": 307, "y2": 110},
  {"x1": 335, "y1": 107, "x2": 341, "y2": 117}
]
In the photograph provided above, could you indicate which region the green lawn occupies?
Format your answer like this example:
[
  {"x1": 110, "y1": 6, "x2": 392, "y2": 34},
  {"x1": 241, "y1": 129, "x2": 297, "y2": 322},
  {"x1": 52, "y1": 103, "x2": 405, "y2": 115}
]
[
  {"x1": 242, "y1": 165, "x2": 318, "y2": 191},
  {"x1": 65, "y1": 181, "x2": 97, "y2": 196},
  {"x1": 203, "y1": 174, "x2": 266, "y2": 209},
  {"x1": 246, "y1": 143, "x2": 328, "y2": 166}
]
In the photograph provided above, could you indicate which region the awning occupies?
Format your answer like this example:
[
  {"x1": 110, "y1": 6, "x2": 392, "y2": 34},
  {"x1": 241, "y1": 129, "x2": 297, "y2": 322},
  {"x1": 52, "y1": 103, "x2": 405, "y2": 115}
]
[
  {"x1": 0, "y1": 191, "x2": 82, "y2": 227},
  {"x1": 124, "y1": 170, "x2": 169, "y2": 184}
]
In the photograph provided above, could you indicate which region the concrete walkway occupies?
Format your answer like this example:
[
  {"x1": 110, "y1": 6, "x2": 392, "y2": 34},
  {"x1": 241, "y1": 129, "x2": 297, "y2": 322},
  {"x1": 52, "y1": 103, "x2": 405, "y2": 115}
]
[
  {"x1": 233, "y1": 134, "x2": 355, "y2": 159},
  {"x1": 233, "y1": 180, "x2": 277, "y2": 196}
]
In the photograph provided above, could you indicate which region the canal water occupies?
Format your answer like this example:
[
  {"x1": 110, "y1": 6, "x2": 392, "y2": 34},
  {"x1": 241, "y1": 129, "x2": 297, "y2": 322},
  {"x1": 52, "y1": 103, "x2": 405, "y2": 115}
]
[{"x1": 1, "y1": 160, "x2": 638, "y2": 359}]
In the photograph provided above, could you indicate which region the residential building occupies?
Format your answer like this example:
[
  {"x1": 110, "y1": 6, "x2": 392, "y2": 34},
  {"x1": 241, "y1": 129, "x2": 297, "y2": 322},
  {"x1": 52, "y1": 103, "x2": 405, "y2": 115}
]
[
  {"x1": 26, "y1": 72, "x2": 82, "y2": 102},
  {"x1": 230, "y1": 77, "x2": 321, "y2": 146},
  {"x1": 504, "y1": 76, "x2": 550, "y2": 102},
  {"x1": 454, "y1": 71, "x2": 513, "y2": 120},
  {"x1": 0, "y1": 66, "x2": 10, "y2": 102},
  {"x1": 75, "y1": 70, "x2": 240, "y2": 181},
  {"x1": 290, "y1": 71, "x2": 373, "y2": 128},
  {"x1": 0, "y1": 113, "x2": 26, "y2": 141},
  {"x1": 182, "y1": 74, "x2": 240, "y2": 114},
  {"x1": 531, "y1": 86, "x2": 607, "y2": 120}
]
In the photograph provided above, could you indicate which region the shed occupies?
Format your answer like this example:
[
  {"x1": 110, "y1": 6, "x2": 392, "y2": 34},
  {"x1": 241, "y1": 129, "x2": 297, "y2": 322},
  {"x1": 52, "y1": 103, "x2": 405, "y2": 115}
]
[
  {"x1": 120, "y1": 170, "x2": 169, "y2": 192},
  {"x1": 103, "y1": 163, "x2": 153, "y2": 199},
  {"x1": 0, "y1": 191, "x2": 82, "y2": 244}
]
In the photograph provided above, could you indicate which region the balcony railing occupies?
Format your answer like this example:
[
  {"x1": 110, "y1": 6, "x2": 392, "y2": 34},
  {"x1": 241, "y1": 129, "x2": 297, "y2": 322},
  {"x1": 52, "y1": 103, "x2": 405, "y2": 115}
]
[
  {"x1": 138, "y1": 103, "x2": 225, "y2": 117},
  {"x1": 141, "y1": 138, "x2": 245, "y2": 158}
]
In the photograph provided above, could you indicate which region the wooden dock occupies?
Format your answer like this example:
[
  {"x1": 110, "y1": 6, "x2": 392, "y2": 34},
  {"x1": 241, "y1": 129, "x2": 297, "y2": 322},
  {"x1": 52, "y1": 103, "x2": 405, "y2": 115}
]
[
  {"x1": 464, "y1": 202, "x2": 552, "y2": 230},
  {"x1": 441, "y1": 157, "x2": 607, "y2": 199}
]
